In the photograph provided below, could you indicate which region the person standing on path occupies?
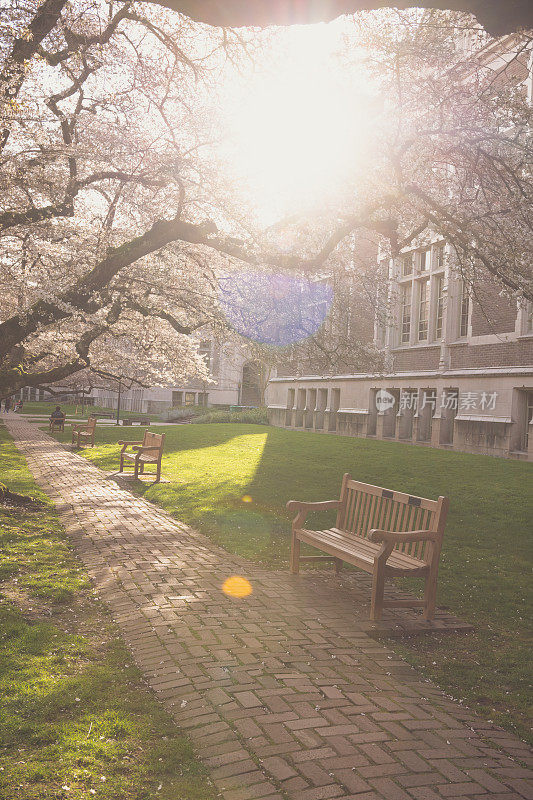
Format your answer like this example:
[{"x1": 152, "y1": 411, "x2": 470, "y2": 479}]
[{"x1": 3, "y1": 396, "x2": 12, "y2": 413}]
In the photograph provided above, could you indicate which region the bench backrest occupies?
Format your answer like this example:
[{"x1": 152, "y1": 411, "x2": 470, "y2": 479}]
[
  {"x1": 142, "y1": 431, "x2": 165, "y2": 454},
  {"x1": 86, "y1": 416, "x2": 97, "y2": 431},
  {"x1": 337, "y1": 474, "x2": 448, "y2": 564}
]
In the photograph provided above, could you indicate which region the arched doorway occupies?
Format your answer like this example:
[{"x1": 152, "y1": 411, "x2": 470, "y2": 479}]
[{"x1": 240, "y1": 361, "x2": 263, "y2": 406}]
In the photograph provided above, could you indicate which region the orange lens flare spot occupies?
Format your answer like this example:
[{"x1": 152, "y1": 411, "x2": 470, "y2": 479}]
[
  {"x1": 241, "y1": 495, "x2": 253, "y2": 503},
  {"x1": 222, "y1": 575, "x2": 252, "y2": 598}
]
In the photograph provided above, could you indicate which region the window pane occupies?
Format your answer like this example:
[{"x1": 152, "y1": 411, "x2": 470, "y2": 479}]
[
  {"x1": 435, "y1": 275, "x2": 445, "y2": 339},
  {"x1": 460, "y1": 281, "x2": 469, "y2": 337},
  {"x1": 402, "y1": 254, "x2": 413, "y2": 276},
  {"x1": 401, "y1": 284, "x2": 411, "y2": 343},
  {"x1": 418, "y1": 281, "x2": 429, "y2": 341}
]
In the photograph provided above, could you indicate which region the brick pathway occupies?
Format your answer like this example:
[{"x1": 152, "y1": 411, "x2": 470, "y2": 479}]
[{"x1": 5, "y1": 417, "x2": 532, "y2": 800}]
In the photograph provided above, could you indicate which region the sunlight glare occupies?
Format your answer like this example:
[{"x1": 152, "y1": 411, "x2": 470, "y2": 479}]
[{"x1": 220, "y1": 22, "x2": 375, "y2": 224}]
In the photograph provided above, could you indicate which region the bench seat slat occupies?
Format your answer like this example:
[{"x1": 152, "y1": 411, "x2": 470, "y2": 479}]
[
  {"x1": 296, "y1": 527, "x2": 428, "y2": 573},
  {"x1": 122, "y1": 453, "x2": 159, "y2": 463}
]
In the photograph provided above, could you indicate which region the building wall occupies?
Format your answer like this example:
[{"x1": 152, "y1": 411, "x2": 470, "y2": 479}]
[
  {"x1": 470, "y1": 280, "x2": 518, "y2": 336},
  {"x1": 266, "y1": 370, "x2": 533, "y2": 461},
  {"x1": 450, "y1": 340, "x2": 533, "y2": 369},
  {"x1": 392, "y1": 347, "x2": 441, "y2": 372}
]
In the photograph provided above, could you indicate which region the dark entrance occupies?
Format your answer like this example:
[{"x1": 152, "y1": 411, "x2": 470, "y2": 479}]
[{"x1": 240, "y1": 361, "x2": 263, "y2": 406}]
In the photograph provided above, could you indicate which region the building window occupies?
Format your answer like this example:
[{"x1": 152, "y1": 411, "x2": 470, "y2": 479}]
[
  {"x1": 185, "y1": 392, "x2": 195, "y2": 405},
  {"x1": 526, "y1": 392, "x2": 533, "y2": 450},
  {"x1": 172, "y1": 391, "x2": 183, "y2": 407},
  {"x1": 435, "y1": 275, "x2": 445, "y2": 339},
  {"x1": 198, "y1": 340, "x2": 212, "y2": 371},
  {"x1": 401, "y1": 253, "x2": 413, "y2": 276},
  {"x1": 419, "y1": 249, "x2": 429, "y2": 272},
  {"x1": 459, "y1": 281, "x2": 470, "y2": 337},
  {"x1": 527, "y1": 303, "x2": 533, "y2": 333},
  {"x1": 435, "y1": 244, "x2": 445, "y2": 269},
  {"x1": 417, "y1": 280, "x2": 429, "y2": 341},
  {"x1": 401, "y1": 284, "x2": 412, "y2": 343}
]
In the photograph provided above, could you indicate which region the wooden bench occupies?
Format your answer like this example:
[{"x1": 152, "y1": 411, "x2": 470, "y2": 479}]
[
  {"x1": 121, "y1": 416, "x2": 150, "y2": 426},
  {"x1": 49, "y1": 415, "x2": 66, "y2": 432},
  {"x1": 287, "y1": 473, "x2": 449, "y2": 620},
  {"x1": 71, "y1": 416, "x2": 96, "y2": 447},
  {"x1": 119, "y1": 431, "x2": 165, "y2": 481}
]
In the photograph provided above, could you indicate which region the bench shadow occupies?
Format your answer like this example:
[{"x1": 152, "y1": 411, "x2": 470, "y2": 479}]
[{"x1": 105, "y1": 471, "x2": 170, "y2": 488}]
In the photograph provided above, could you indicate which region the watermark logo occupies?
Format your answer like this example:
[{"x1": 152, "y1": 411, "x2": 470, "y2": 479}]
[
  {"x1": 375, "y1": 389, "x2": 396, "y2": 412},
  {"x1": 397, "y1": 390, "x2": 498, "y2": 413}
]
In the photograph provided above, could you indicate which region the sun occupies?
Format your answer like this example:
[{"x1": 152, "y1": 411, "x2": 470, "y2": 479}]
[{"x1": 219, "y1": 21, "x2": 376, "y2": 225}]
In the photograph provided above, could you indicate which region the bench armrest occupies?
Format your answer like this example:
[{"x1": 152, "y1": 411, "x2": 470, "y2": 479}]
[
  {"x1": 287, "y1": 500, "x2": 340, "y2": 528},
  {"x1": 118, "y1": 440, "x2": 143, "y2": 446},
  {"x1": 369, "y1": 529, "x2": 438, "y2": 544},
  {"x1": 131, "y1": 445, "x2": 161, "y2": 452}
]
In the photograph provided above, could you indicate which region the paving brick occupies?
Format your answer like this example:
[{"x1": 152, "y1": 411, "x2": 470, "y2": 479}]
[
  {"x1": 234, "y1": 690, "x2": 262, "y2": 708},
  {"x1": 295, "y1": 785, "x2": 345, "y2": 800},
  {"x1": 261, "y1": 757, "x2": 298, "y2": 781}
]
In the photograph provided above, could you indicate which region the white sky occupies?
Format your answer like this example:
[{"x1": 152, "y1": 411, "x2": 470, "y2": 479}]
[{"x1": 215, "y1": 20, "x2": 379, "y2": 227}]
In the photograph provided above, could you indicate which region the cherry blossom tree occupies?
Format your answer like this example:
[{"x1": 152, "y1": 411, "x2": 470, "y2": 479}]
[{"x1": 0, "y1": 0, "x2": 264, "y2": 399}]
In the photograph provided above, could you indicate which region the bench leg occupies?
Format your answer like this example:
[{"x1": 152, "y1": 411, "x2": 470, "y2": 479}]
[
  {"x1": 155, "y1": 460, "x2": 161, "y2": 482},
  {"x1": 134, "y1": 458, "x2": 139, "y2": 479},
  {"x1": 290, "y1": 532, "x2": 300, "y2": 574},
  {"x1": 370, "y1": 563, "x2": 386, "y2": 620},
  {"x1": 334, "y1": 558, "x2": 343, "y2": 575},
  {"x1": 423, "y1": 566, "x2": 438, "y2": 620}
]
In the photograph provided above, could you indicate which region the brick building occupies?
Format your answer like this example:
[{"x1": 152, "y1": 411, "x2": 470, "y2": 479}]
[{"x1": 266, "y1": 236, "x2": 533, "y2": 460}]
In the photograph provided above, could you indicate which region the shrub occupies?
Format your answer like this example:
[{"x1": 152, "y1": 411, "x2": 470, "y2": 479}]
[
  {"x1": 163, "y1": 406, "x2": 208, "y2": 422},
  {"x1": 191, "y1": 407, "x2": 269, "y2": 425}
]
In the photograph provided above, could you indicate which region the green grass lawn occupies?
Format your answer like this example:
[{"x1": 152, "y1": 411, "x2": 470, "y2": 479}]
[
  {"x1": 48, "y1": 422, "x2": 533, "y2": 744},
  {"x1": 0, "y1": 424, "x2": 216, "y2": 800}
]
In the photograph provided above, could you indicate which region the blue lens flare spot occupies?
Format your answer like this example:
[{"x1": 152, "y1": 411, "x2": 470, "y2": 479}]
[{"x1": 218, "y1": 272, "x2": 333, "y2": 346}]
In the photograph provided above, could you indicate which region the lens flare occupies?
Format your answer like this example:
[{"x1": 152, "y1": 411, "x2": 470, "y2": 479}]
[
  {"x1": 242, "y1": 495, "x2": 253, "y2": 503},
  {"x1": 218, "y1": 272, "x2": 332, "y2": 346},
  {"x1": 222, "y1": 575, "x2": 253, "y2": 598}
]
